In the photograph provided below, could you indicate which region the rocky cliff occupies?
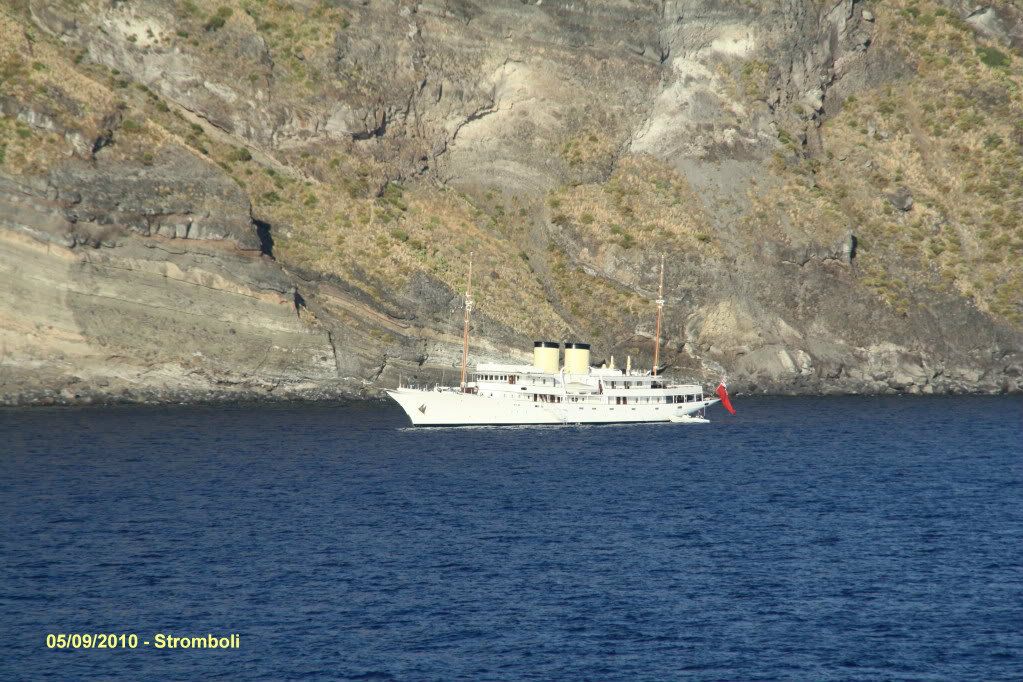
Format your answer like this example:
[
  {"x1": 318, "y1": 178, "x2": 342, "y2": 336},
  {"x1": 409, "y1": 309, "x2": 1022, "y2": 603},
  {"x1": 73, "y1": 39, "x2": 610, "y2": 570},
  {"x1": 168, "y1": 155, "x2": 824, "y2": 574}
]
[{"x1": 1, "y1": 0, "x2": 1021, "y2": 405}]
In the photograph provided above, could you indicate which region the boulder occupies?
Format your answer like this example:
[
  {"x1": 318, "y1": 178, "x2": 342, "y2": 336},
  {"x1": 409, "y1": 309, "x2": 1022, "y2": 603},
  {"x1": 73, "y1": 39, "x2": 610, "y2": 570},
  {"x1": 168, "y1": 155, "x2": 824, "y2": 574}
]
[{"x1": 887, "y1": 186, "x2": 914, "y2": 211}]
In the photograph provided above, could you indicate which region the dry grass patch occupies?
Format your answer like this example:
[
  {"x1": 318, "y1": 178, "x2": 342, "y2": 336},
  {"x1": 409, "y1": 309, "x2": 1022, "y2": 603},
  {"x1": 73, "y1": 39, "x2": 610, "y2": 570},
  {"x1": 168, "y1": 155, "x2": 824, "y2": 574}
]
[{"x1": 549, "y1": 154, "x2": 719, "y2": 253}]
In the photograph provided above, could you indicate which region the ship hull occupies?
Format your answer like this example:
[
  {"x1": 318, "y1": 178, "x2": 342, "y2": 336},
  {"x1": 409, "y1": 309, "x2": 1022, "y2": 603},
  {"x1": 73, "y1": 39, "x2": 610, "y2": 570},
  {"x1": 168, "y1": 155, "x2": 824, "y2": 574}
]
[{"x1": 387, "y1": 387, "x2": 719, "y2": 427}]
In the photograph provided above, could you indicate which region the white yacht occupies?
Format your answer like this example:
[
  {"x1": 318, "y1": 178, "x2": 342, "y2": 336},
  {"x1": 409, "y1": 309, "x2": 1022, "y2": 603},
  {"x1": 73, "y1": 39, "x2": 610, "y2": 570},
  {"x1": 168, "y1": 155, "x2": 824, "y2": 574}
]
[{"x1": 387, "y1": 255, "x2": 735, "y2": 427}]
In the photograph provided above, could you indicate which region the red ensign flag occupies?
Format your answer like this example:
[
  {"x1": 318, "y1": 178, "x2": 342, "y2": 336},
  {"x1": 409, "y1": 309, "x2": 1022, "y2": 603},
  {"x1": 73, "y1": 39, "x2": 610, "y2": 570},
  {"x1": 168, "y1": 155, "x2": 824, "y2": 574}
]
[{"x1": 716, "y1": 382, "x2": 736, "y2": 415}]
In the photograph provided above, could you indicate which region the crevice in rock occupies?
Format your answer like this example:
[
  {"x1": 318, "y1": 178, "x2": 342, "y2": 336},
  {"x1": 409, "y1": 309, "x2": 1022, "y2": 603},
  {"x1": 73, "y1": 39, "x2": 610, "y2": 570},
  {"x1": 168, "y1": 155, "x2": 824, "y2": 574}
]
[
  {"x1": 326, "y1": 329, "x2": 343, "y2": 378},
  {"x1": 352, "y1": 115, "x2": 388, "y2": 140},
  {"x1": 253, "y1": 218, "x2": 274, "y2": 258}
]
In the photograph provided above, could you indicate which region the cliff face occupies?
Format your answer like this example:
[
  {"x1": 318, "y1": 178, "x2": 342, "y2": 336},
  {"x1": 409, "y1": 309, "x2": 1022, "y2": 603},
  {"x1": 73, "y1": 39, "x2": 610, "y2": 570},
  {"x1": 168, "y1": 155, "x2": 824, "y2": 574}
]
[{"x1": 1, "y1": 0, "x2": 1021, "y2": 405}]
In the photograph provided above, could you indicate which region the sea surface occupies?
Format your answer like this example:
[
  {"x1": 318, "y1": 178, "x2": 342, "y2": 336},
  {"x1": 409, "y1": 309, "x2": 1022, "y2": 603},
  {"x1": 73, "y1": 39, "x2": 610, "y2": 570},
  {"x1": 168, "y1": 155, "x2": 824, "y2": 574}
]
[{"x1": 1, "y1": 396, "x2": 1021, "y2": 681}]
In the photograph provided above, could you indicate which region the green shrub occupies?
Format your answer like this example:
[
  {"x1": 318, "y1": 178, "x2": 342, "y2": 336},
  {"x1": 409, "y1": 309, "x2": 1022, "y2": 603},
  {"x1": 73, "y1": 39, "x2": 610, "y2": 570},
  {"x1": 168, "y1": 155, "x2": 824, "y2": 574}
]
[
  {"x1": 262, "y1": 191, "x2": 281, "y2": 204},
  {"x1": 977, "y1": 46, "x2": 1010, "y2": 69},
  {"x1": 229, "y1": 146, "x2": 252, "y2": 162},
  {"x1": 121, "y1": 119, "x2": 142, "y2": 133},
  {"x1": 204, "y1": 8, "x2": 232, "y2": 32},
  {"x1": 580, "y1": 212, "x2": 594, "y2": 225},
  {"x1": 389, "y1": 228, "x2": 409, "y2": 242},
  {"x1": 204, "y1": 16, "x2": 225, "y2": 31},
  {"x1": 381, "y1": 182, "x2": 406, "y2": 210}
]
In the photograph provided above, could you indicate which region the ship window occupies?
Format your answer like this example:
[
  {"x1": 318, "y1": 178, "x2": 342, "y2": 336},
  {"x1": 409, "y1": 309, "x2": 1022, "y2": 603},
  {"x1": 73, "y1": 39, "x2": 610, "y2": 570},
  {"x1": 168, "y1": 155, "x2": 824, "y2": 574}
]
[{"x1": 622, "y1": 397, "x2": 628, "y2": 405}]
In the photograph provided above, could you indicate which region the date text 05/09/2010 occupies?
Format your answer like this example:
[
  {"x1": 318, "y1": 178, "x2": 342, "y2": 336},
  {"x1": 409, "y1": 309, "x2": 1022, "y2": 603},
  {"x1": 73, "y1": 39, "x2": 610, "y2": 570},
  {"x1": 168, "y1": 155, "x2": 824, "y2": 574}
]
[{"x1": 46, "y1": 633, "x2": 240, "y2": 650}]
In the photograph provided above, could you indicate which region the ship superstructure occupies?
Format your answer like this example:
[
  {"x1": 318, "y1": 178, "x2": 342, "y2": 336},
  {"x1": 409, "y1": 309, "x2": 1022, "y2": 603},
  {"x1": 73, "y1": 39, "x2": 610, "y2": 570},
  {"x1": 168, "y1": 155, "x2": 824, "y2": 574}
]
[{"x1": 387, "y1": 254, "x2": 733, "y2": 426}]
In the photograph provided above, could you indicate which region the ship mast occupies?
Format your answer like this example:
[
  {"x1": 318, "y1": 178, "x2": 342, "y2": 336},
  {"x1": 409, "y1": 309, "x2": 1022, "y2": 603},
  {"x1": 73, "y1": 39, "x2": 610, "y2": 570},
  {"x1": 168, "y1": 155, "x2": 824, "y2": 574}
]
[
  {"x1": 652, "y1": 254, "x2": 664, "y2": 376},
  {"x1": 460, "y1": 252, "x2": 474, "y2": 392}
]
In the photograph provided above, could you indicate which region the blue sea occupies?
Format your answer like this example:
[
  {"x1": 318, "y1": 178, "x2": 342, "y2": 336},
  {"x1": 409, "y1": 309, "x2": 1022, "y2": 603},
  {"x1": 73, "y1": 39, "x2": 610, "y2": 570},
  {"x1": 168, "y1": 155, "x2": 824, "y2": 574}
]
[{"x1": 1, "y1": 396, "x2": 1021, "y2": 680}]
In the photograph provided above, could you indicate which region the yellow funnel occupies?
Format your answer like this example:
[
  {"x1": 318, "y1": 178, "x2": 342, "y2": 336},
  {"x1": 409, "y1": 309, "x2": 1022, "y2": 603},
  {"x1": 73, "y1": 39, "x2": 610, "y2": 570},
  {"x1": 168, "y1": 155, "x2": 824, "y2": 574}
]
[
  {"x1": 564, "y1": 342, "x2": 591, "y2": 374},
  {"x1": 532, "y1": 341, "x2": 560, "y2": 374}
]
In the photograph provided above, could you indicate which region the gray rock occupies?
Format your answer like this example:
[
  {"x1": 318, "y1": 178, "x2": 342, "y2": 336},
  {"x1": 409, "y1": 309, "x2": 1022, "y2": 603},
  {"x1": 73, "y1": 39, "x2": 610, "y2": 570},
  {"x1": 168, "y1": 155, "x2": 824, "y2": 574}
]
[{"x1": 887, "y1": 187, "x2": 914, "y2": 211}]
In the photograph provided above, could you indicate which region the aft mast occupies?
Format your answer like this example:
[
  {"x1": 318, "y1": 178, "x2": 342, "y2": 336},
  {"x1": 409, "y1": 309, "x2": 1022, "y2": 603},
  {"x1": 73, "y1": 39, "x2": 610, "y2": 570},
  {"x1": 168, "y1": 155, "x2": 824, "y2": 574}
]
[
  {"x1": 460, "y1": 252, "x2": 474, "y2": 392},
  {"x1": 653, "y1": 253, "x2": 664, "y2": 376}
]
